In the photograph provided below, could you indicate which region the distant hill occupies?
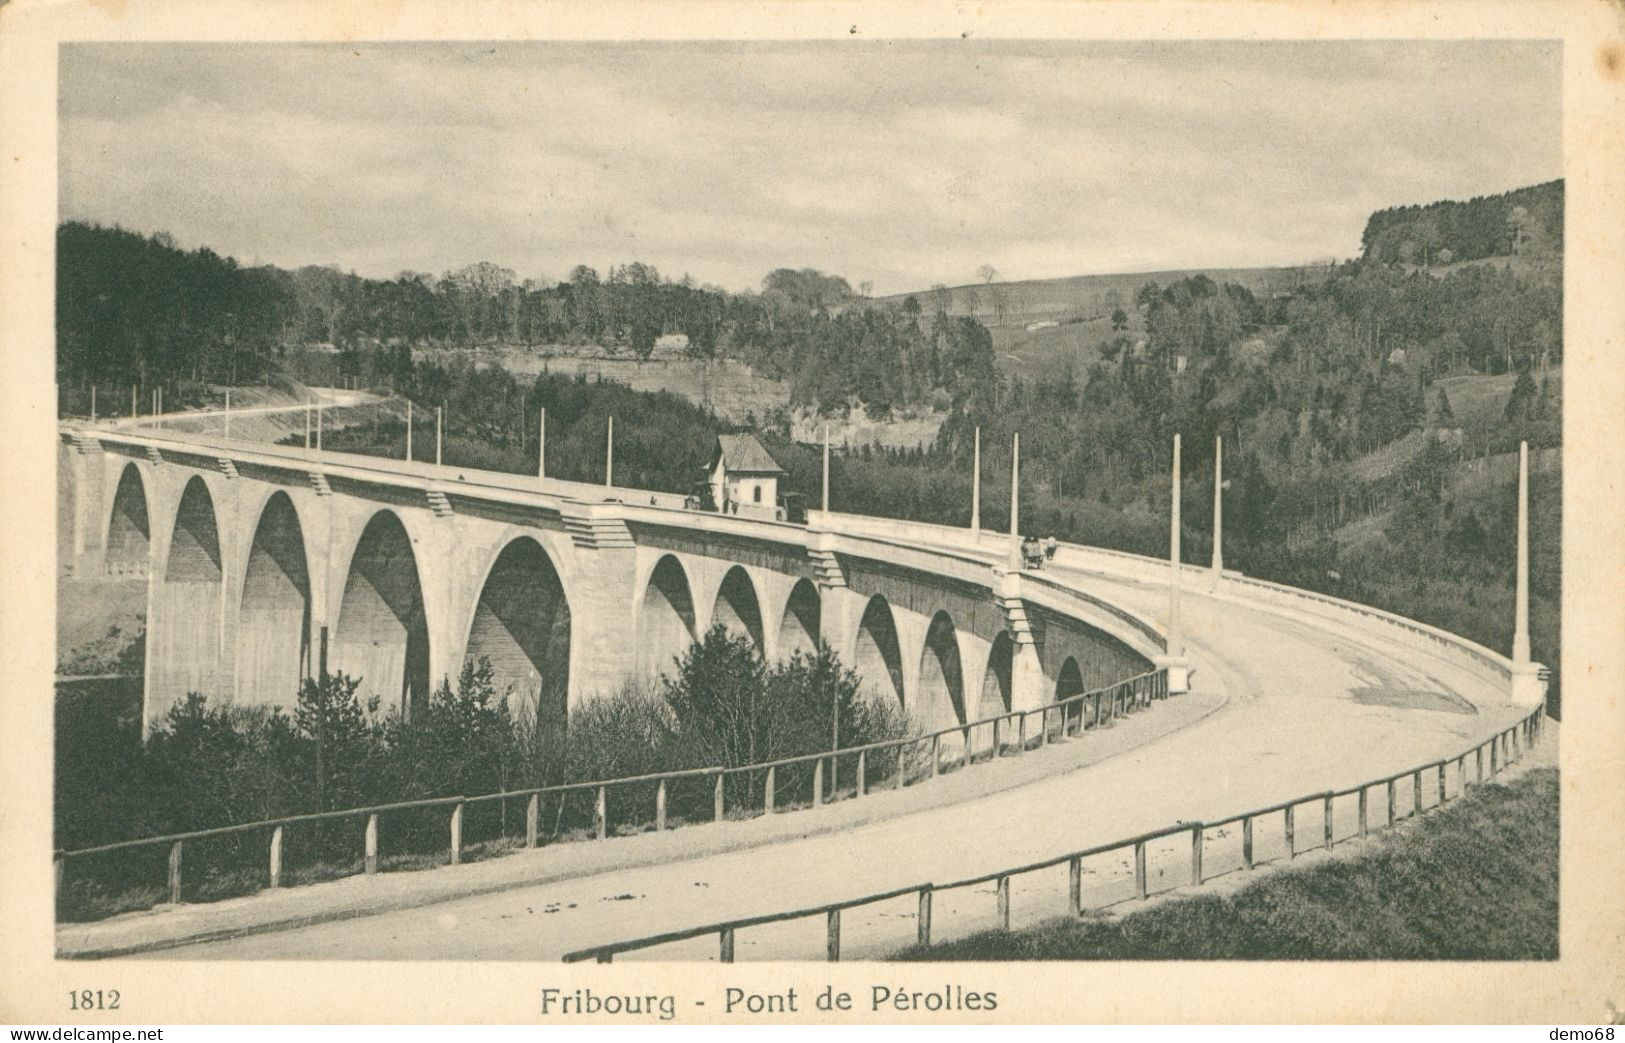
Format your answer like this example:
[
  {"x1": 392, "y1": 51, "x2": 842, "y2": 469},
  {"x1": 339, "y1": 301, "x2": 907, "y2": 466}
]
[
  {"x1": 877, "y1": 264, "x2": 1326, "y2": 329},
  {"x1": 1360, "y1": 180, "x2": 1562, "y2": 266}
]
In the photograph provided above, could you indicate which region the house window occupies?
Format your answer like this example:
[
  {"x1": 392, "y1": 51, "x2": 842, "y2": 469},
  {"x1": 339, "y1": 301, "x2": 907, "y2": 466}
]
[{"x1": 753, "y1": 485, "x2": 762, "y2": 503}]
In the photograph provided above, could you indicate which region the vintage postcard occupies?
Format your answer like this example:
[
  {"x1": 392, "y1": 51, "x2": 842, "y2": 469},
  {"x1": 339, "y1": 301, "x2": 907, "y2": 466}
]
[{"x1": 1, "y1": 0, "x2": 1622, "y2": 1026}]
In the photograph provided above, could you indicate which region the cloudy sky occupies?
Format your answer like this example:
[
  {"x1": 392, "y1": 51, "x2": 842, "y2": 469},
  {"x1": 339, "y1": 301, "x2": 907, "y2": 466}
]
[{"x1": 59, "y1": 40, "x2": 1561, "y2": 295}]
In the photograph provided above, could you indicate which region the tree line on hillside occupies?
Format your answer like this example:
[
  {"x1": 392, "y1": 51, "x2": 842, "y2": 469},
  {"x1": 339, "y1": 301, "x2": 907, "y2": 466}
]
[
  {"x1": 1360, "y1": 180, "x2": 1562, "y2": 269},
  {"x1": 55, "y1": 223, "x2": 998, "y2": 420}
]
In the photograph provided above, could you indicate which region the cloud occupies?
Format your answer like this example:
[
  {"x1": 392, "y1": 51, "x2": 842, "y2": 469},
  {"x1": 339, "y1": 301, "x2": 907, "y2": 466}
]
[{"x1": 59, "y1": 40, "x2": 1561, "y2": 294}]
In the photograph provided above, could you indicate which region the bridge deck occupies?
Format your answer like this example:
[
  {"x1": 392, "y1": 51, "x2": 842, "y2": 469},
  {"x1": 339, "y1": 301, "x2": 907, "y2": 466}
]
[{"x1": 61, "y1": 566, "x2": 1523, "y2": 960}]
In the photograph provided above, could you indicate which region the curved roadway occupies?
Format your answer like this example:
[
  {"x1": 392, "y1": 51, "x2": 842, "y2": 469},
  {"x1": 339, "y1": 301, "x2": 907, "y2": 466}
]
[{"x1": 132, "y1": 560, "x2": 1524, "y2": 961}]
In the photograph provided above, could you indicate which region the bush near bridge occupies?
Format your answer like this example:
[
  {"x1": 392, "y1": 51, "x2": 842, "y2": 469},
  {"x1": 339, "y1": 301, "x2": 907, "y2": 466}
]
[
  {"x1": 55, "y1": 629, "x2": 912, "y2": 922},
  {"x1": 893, "y1": 768, "x2": 1558, "y2": 961}
]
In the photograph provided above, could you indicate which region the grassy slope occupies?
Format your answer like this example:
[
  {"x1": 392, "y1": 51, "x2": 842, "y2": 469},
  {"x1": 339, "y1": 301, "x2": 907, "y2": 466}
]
[{"x1": 893, "y1": 768, "x2": 1558, "y2": 961}]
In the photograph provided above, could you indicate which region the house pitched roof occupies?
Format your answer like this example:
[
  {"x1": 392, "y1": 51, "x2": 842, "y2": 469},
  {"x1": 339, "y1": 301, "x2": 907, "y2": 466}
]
[{"x1": 713, "y1": 433, "x2": 786, "y2": 475}]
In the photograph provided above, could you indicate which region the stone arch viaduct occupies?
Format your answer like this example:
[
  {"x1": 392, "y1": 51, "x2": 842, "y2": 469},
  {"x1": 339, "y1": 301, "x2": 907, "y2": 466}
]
[{"x1": 60, "y1": 420, "x2": 1168, "y2": 742}]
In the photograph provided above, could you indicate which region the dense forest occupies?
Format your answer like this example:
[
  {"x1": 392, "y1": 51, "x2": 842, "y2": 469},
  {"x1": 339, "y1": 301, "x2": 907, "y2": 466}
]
[
  {"x1": 55, "y1": 223, "x2": 996, "y2": 418},
  {"x1": 1359, "y1": 180, "x2": 1562, "y2": 268}
]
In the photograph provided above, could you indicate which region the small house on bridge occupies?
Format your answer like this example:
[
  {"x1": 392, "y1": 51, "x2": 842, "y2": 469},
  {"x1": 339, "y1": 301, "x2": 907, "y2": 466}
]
[{"x1": 709, "y1": 433, "x2": 786, "y2": 520}]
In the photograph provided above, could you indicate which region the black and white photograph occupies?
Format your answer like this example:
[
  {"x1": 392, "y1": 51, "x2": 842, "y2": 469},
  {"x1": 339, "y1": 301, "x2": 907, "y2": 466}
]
[{"x1": 4, "y1": 0, "x2": 1623, "y2": 1028}]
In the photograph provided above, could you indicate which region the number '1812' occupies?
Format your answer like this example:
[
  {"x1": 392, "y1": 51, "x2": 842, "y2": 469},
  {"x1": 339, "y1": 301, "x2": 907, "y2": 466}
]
[{"x1": 69, "y1": 989, "x2": 120, "y2": 1010}]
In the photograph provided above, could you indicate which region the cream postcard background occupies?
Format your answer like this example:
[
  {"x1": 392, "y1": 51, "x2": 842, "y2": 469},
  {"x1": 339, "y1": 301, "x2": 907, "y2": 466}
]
[{"x1": 1, "y1": 0, "x2": 1621, "y2": 1024}]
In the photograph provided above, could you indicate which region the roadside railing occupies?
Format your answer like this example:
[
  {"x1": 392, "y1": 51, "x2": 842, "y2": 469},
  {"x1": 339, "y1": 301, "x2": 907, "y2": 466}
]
[
  {"x1": 561, "y1": 704, "x2": 1548, "y2": 962},
  {"x1": 54, "y1": 668, "x2": 1168, "y2": 916}
]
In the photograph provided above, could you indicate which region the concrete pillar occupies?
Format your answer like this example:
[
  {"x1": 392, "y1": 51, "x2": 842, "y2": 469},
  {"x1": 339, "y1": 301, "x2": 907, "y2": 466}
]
[
  {"x1": 970, "y1": 426, "x2": 980, "y2": 533},
  {"x1": 568, "y1": 546, "x2": 641, "y2": 705},
  {"x1": 1509, "y1": 440, "x2": 1547, "y2": 708}
]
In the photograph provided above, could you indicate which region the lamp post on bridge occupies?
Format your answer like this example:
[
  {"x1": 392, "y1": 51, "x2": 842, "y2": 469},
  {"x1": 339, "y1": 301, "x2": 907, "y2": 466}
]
[
  {"x1": 1008, "y1": 431, "x2": 1021, "y2": 570},
  {"x1": 1156, "y1": 433, "x2": 1192, "y2": 694},
  {"x1": 1509, "y1": 440, "x2": 1548, "y2": 709},
  {"x1": 970, "y1": 425, "x2": 981, "y2": 534},
  {"x1": 1211, "y1": 434, "x2": 1223, "y2": 583},
  {"x1": 822, "y1": 424, "x2": 830, "y2": 512}
]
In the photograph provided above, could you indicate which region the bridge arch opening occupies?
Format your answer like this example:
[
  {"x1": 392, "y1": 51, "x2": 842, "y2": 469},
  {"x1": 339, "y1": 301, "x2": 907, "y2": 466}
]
[
  {"x1": 150, "y1": 476, "x2": 224, "y2": 709},
  {"x1": 979, "y1": 631, "x2": 1015, "y2": 717},
  {"x1": 853, "y1": 595, "x2": 905, "y2": 708},
  {"x1": 776, "y1": 578, "x2": 821, "y2": 662},
  {"x1": 332, "y1": 510, "x2": 430, "y2": 718},
  {"x1": 235, "y1": 492, "x2": 311, "y2": 710},
  {"x1": 712, "y1": 566, "x2": 765, "y2": 653},
  {"x1": 917, "y1": 611, "x2": 967, "y2": 730},
  {"x1": 106, "y1": 464, "x2": 150, "y2": 578},
  {"x1": 464, "y1": 537, "x2": 571, "y2": 736},
  {"x1": 637, "y1": 554, "x2": 696, "y2": 682},
  {"x1": 1054, "y1": 656, "x2": 1085, "y2": 702}
]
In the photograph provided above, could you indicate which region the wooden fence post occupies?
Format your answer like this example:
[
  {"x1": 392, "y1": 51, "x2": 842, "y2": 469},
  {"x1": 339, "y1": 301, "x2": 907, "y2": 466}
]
[
  {"x1": 1285, "y1": 805, "x2": 1296, "y2": 858},
  {"x1": 826, "y1": 909, "x2": 842, "y2": 962},
  {"x1": 1358, "y1": 789, "x2": 1368, "y2": 839},
  {"x1": 594, "y1": 787, "x2": 607, "y2": 839},
  {"x1": 1069, "y1": 857, "x2": 1083, "y2": 916},
  {"x1": 813, "y1": 759, "x2": 824, "y2": 808},
  {"x1": 1476, "y1": 745, "x2": 1485, "y2": 784},
  {"x1": 1386, "y1": 779, "x2": 1396, "y2": 827},
  {"x1": 168, "y1": 841, "x2": 183, "y2": 905},
  {"x1": 449, "y1": 802, "x2": 464, "y2": 865},
  {"x1": 1242, "y1": 816, "x2": 1254, "y2": 870},
  {"x1": 269, "y1": 826, "x2": 284, "y2": 889},
  {"x1": 996, "y1": 876, "x2": 1011, "y2": 930},
  {"x1": 526, "y1": 794, "x2": 539, "y2": 848},
  {"x1": 992, "y1": 718, "x2": 1001, "y2": 758},
  {"x1": 656, "y1": 779, "x2": 668, "y2": 832},
  {"x1": 895, "y1": 746, "x2": 905, "y2": 791},
  {"x1": 930, "y1": 736, "x2": 940, "y2": 778},
  {"x1": 714, "y1": 774, "x2": 725, "y2": 821},
  {"x1": 1413, "y1": 771, "x2": 1423, "y2": 815},
  {"x1": 1438, "y1": 764, "x2": 1448, "y2": 805},
  {"x1": 1135, "y1": 841, "x2": 1148, "y2": 898},
  {"x1": 917, "y1": 888, "x2": 933, "y2": 945},
  {"x1": 365, "y1": 812, "x2": 379, "y2": 874},
  {"x1": 856, "y1": 751, "x2": 867, "y2": 797},
  {"x1": 765, "y1": 766, "x2": 777, "y2": 813},
  {"x1": 1490, "y1": 740, "x2": 1499, "y2": 777},
  {"x1": 1323, "y1": 794, "x2": 1334, "y2": 850},
  {"x1": 719, "y1": 928, "x2": 735, "y2": 963},
  {"x1": 1190, "y1": 825, "x2": 1204, "y2": 886}
]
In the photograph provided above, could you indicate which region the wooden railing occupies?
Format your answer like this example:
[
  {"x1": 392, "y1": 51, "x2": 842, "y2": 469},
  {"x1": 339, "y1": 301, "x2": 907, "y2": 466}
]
[
  {"x1": 54, "y1": 669, "x2": 1168, "y2": 914},
  {"x1": 561, "y1": 705, "x2": 1548, "y2": 962}
]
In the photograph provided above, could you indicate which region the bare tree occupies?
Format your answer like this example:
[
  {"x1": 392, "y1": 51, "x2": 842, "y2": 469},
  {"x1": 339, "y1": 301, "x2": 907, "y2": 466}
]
[{"x1": 976, "y1": 263, "x2": 998, "y2": 285}]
